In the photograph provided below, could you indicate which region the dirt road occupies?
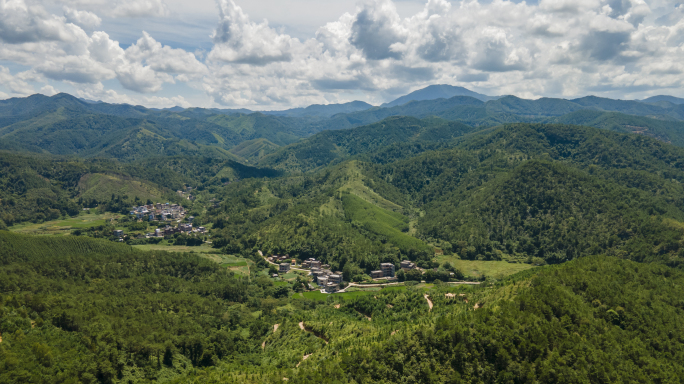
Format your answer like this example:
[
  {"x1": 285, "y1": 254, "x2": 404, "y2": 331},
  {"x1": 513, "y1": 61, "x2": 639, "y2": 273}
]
[{"x1": 424, "y1": 294, "x2": 433, "y2": 312}]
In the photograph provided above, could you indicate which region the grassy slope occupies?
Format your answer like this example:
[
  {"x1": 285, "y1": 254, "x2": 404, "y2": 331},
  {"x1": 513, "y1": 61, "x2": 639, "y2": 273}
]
[
  {"x1": 228, "y1": 138, "x2": 280, "y2": 163},
  {"x1": 8, "y1": 212, "x2": 117, "y2": 236},
  {"x1": 78, "y1": 173, "x2": 168, "y2": 202}
]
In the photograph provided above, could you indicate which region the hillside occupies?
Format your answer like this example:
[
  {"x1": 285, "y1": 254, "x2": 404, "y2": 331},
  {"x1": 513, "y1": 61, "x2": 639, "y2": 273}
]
[
  {"x1": 228, "y1": 138, "x2": 280, "y2": 163},
  {"x1": 258, "y1": 116, "x2": 478, "y2": 173},
  {"x1": 3, "y1": 92, "x2": 684, "y2": 164},
  {"x1": 77, "y1": 173, "x2": 169, "y2": 203},
  {"x1": 382, "y1": 84, "x2": 496, "y2": 107},
  {"x1": 0, "y1": 151, "x2": 280, "y2": 225},
  {"x1": 206, "y1": 123, "x2": 684, "y2": 272},
  {"x1": 2, "y1": 232, "x2": 683, "y2": 382}
]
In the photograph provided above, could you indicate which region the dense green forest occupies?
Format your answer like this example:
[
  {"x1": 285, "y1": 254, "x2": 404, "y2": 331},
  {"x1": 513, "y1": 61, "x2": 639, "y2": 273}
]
[
  {"x1": 1, "y1": 232, "x2": 683, "y2": 383},
  {"x1": 3, "y1": 89, "x2": 684, "y2": 382}
]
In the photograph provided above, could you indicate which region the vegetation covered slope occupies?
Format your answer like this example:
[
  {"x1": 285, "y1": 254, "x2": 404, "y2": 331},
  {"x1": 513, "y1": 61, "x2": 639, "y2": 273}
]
[
  {"x1": 258, "y1": 116, "x2": 477, "y2": 173},
  {"x1": 373, "y1": 123, "x2": 684, "y2": 265},
  {"x1": 0, "y1": 151, "x2": 279, "y2": 225},
  {"x1": 276, "y1": 256, "x2": 684, "y2": 384},
  {"x1": 2, "y1": 231, "x2": 683, "y2": 383},
  {"x1": 207, "y1": 123, "x2": 684, "y2": 272}
]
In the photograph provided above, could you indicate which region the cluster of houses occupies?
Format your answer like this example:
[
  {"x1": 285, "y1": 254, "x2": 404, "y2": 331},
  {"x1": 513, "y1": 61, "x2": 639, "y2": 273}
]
[
  {"x1": 130, "y1": 203, "x2": 188, "y2": 222},
  {"x1": 370, "y1": 260, "x2": 416, "y2": 279},
  {"x1": 265, "y1": 255, "x2": 423, "y2": 293},
  {"x1": 371, "y1": 263, "x2": 397, "y2": 279},
  {"x1": 145, "y1": 224, "x2": 206, "y2": 238},
  {"x1": 303, "y1": 258, "x2": 343, "y2": 293},
  {"x1": 112, "y1": 223, "x2": 207, "y2": 240}
]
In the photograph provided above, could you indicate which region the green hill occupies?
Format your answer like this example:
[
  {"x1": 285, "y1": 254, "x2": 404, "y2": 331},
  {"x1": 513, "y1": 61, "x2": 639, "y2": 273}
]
[
  {"x1": 258, "y1": 116, "x2": 477, "y2": 173},
  {"x1": 551, "y1": 109, "x2": 684, "y2": 146},
  {"x1": 228, "y1": 138, "x2": 280, "y2": 163},
  {"x1": 207, "y1": 123, "x2": 684, "y2": 271},
  {"x1": 3, "y1": 231, "x2": 683, "y2": 383}
]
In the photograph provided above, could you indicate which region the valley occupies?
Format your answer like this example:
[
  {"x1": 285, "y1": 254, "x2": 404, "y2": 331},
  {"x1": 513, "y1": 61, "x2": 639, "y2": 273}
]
[{"x1": 2, "y1": 87, "x2": 684, "y2": 383}]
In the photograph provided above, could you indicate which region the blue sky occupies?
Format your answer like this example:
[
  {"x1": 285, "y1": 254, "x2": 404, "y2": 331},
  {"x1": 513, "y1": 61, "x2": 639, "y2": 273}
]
[{"x1": 1, "y1": 0, "x2": 683, "y2": 109}]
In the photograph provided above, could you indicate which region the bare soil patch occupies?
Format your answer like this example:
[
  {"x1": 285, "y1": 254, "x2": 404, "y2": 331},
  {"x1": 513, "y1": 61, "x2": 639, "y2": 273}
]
[
  {"x1": 424, "y1": 294, "x2": 433, "y2": 312},
  {"x1": 296, "y1": 354, "x2": 313, "y2": 367}
]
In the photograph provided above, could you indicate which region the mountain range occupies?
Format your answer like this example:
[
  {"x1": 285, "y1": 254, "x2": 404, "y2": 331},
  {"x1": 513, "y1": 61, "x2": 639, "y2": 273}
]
[
  {"x1": 1, "y1": 87, "x2": 684, "y2": 165},
  {"x1": 3, "y1": 85, "x2": 684, "y2": 383}
]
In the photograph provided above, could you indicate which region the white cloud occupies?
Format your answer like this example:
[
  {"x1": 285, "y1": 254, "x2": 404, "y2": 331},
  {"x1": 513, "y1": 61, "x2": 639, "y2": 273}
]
[
  {"x1": 63, "y1": 7, "x2": 101, "y2": 29},
  {"x1": 116, "y1": 62, "x2": 172, "y2": 93},
  {"x1": 126, "y1": 31, "x2": 207, "y2": 75},
  {"x1": 209, "y1": 0, "x2": 298, "y2": 65},
  {"x1": 112, "y1": 0, "x2": 169, "y2": 18},
  {"x1": 0, "y1": 0, "x2": 86, "y2": 44},
  {"x1": 1, "y1": 0, "x2": 684, "y2": 107},
  {"x1": 0, "y1": 66, "x2": 34, "y2": 95},
  {"x1": 40, "y1": 84, "x2": 58, "y2": 96}
]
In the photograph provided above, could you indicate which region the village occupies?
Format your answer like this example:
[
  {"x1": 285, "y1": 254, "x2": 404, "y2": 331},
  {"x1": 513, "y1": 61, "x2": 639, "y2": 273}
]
[
  {"x1": 111, "y1": 201, "x2": 207, "y2": 240},
  {"x1": 267, "y1": 254, "x2": 420, "y2": 294}
]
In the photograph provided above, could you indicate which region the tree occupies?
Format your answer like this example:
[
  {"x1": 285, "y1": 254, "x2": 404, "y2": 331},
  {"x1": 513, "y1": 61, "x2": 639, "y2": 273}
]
[{"x1": 396, "y1": 269, "x2": 406, "y2": 281}]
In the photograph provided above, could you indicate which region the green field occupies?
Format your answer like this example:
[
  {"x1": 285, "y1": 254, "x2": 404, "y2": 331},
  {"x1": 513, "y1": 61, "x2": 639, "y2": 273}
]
[
  {"x1": 133, "y1": 244, "x2": 254, "y2": 276},
  {"x1": 434, "y1": 256, "x2": 536, "y2": 278},
  {"x1": 132, "y1": 242, "x2": 217, "y2": 253},
  {"x1": 9, "y1": 212, "x2": 118, "y2": 235}
]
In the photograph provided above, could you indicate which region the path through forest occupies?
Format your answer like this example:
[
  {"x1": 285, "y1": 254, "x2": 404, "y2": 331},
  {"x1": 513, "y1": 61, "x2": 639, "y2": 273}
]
[
  {"x1": 262, "y1": 323, "x2": 280, "y2": 349},
  {"x1": 296, "y1": 354, "x2": 312, "y2": 367},
  {"x1": 299, "y1": 322, "x2": 329, "y2": 344},
  {"x1": 424, "y1": 294, "x2": 433, "y2": 312}
]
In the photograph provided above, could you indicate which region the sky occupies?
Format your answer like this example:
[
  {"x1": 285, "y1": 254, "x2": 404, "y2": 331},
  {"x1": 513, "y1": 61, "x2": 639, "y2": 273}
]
[{"x1": 0, "y1": 0, "x2": 683, "y2": 109}]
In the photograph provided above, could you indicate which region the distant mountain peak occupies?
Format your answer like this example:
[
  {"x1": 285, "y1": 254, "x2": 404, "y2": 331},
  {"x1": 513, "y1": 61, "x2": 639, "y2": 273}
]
[
  {"x1": 382, "y1": 84, "x2": 497, "y2": 108},
  {"x1": 641, "y1": 95, "x2": 684, "y2": 105}
]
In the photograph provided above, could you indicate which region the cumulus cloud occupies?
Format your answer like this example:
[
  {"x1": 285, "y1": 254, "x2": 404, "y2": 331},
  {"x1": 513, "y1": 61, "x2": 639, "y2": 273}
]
[
  {"x1": 0, "y1": 66, "x2": 34, "y2": 95},
  {"x1": 350, "y1": 0, "x2": 406, "y2": 60},
  {"x1": 63, "y1": 7, "x2": 101, "y2": 29},
  {"x1": 209, "y1": 0, "x2": 296, "y2": 65},
  {"x1": 37, "y1": 56, "x2": 115, "y2": 83},
  {"x1": 0, "y1": 0, "x2": 86, "y2": 44},
  {"x1": 2, "y1": 0, "x2": 684, "y2": 107},
  {"x1": 116, "y1": 63, "x2": 171, "y2": 93},
  {"x1": 126, "y1": 32, "x2": 207, "y2": 75}
]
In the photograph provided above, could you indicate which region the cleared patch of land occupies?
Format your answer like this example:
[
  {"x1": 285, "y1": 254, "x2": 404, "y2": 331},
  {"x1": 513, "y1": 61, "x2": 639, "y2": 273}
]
[
  {"x1": 434, "y1": 256, "x2": 536, "y2": 278},
  {"x1": 78, "y1": 173, "x2": 166, "y2": 202},
  {"x1": 133, "y1": 243, "x2": 218, "y2": 254},
  {"x1": 9, "y1": 212, "x2": 118, "y2": 235}
]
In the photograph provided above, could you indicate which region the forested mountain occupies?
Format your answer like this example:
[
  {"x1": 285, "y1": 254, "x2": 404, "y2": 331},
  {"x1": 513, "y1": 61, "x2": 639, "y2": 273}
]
[
  {"x1": 641, "y1": 95, "x2": 684, "y2": 104},
  {"x1": 382, "y1": 84, "x2": 497, "y2": 106},
  {"x1": 258, "y1": 116, "x2": 477, "y2": 173},
  {"x1": 0, "y1": 151, "x2": 279, "y2": 225},
  {"x1": 262, "y1": 100, "x2": 373, "y2": 118},
  {"x1": 4, "y1": 89, "x2": 684, "y2": 165},
  {"x1": 4, "y1": 86, "x2": 684, "y2": 382},
  {"x1": 201, "y1": 123, "x2": 684, "y2": 274},
  {"x1": 1, "y1": 233, "x2": 683, "y2": 383}
]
